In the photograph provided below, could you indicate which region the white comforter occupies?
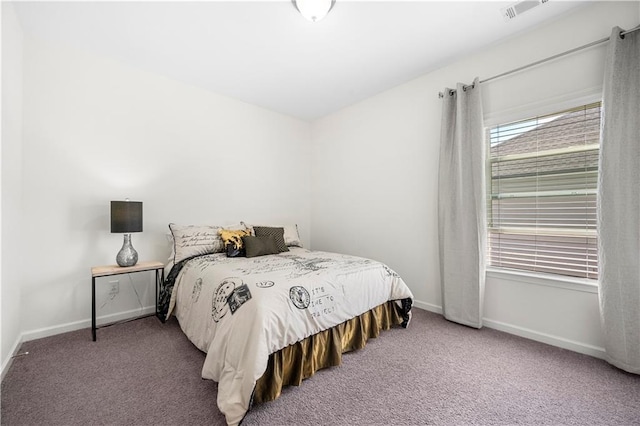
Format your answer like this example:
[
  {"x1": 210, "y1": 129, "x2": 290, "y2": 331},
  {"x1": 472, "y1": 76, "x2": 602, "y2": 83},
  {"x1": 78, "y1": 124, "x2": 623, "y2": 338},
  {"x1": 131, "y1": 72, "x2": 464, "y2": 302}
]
[{"x1": 166, "y1": 248, "x2": 413, "y2": 425}]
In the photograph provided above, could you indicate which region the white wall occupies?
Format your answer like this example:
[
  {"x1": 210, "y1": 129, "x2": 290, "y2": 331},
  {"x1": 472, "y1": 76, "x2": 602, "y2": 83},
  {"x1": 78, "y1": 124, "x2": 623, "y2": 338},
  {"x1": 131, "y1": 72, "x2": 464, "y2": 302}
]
[
  {"x1": 1, "y1": 2, "x2": 25, "y2": 376},
  {"x1": 17, "y1": 36, "x2": 311, "y2": 341},
  {"x1": 311, "y1": 2, "x2": 640, "y2": 358}
]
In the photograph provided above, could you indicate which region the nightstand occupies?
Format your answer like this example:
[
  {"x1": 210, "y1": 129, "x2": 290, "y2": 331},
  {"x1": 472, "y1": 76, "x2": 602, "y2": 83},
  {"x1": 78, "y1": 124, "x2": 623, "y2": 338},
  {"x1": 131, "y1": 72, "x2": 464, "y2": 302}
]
[{"x1": 91, "y1": 261, "x2": 165, "y2": 341}]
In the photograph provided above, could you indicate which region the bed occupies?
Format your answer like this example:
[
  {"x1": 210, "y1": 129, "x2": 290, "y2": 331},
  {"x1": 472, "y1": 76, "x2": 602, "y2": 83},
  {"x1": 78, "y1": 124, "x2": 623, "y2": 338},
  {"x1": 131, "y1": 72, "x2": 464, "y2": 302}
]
[{"x1": 158, "y1": 223, "x2": 414, "y2": 425}]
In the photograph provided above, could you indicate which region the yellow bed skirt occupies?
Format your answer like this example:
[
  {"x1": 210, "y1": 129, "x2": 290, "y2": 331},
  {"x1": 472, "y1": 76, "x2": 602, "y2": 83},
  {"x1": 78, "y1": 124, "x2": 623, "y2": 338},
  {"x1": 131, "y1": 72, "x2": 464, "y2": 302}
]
[{"x1": 252, "y1": 300, "x2": 403, "y2": 404}]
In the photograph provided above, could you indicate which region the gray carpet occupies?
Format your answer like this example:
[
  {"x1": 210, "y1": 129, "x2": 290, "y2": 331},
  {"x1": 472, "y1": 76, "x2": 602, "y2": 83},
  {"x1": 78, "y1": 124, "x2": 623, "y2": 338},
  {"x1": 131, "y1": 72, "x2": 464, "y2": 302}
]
[{"x1": 2, "y1": 309, "x2": 639, "y2": 425}]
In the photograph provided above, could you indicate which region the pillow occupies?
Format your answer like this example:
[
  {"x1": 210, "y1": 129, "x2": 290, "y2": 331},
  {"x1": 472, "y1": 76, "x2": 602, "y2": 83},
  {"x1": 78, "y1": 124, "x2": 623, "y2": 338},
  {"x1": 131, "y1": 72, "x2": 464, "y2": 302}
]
[
  {"x1": 242, "y1": 235, "x2": 280, "y2": 258},
  {"x1": 219, "y1": 229, "x2": 251, "y2": 257},
  {"x1": 169, "y1": 224, "x2": 224, "y2": 264},
  {"x1": 166, "y1": 231, "x2": 175, "y2": 264},
  {"x1": 282, "y1": 224, "x2": 303, "y2": 247},
  {"x1": 252, "y1": 226, "x2": 289, "y2": 253},
  {"x1": 242, "y1": 222, "x2": 302, "y2": 247}
]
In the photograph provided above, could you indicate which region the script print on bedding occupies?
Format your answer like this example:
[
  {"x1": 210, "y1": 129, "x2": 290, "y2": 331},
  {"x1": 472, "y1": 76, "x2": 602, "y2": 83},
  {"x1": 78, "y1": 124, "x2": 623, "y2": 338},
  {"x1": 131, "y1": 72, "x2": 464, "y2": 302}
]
[{"x1": 166, "y1": 247, "x2": 413, "y2": 426}]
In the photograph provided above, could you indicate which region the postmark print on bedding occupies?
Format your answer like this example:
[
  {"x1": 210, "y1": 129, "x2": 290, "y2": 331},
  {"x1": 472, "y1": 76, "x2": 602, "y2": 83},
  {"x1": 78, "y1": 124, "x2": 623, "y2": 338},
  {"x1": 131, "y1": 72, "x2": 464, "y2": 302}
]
[
  {"x1": 256, "y1": 281, "x2": 275, "y2": 288},
  {"x1": 289, "y1": 286, "x2": 310, "y2": 309},
  {"x1": 227, "y1": 284, "x2": 252, "y2": 314},
  {"x1": 192, "y1": 278, "x2": 203, "y2": 302},
  {"x1": 212, "y1": 278, "x2": 253, "y2": 321},
  {"x1": 212, "y1": 278, "x2": 238, "y2": 322},
  {"x1": 289, "y1": 285, "x2": 338, "y2": 316}
]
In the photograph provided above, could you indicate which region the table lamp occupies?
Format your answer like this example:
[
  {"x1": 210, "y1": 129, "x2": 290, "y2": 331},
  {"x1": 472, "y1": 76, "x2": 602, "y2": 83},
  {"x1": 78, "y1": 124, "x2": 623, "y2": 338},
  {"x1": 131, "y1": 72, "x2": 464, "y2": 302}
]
[{"x1": 110, "y1": 200, "x2": 143, "y2": 267}]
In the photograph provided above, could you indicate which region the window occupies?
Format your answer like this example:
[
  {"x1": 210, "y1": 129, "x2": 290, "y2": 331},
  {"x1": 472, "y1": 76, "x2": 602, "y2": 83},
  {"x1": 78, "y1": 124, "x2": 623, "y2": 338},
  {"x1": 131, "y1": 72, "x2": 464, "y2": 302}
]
[{"x1": 487, "y1": 102, "x2": 601, "y2": 280}]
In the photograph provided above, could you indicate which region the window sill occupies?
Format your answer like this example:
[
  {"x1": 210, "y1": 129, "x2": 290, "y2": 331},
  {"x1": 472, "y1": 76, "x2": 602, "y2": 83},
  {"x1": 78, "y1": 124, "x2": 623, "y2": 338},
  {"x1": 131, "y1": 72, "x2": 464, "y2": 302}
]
[{"x1": 485, "y1": 267, "x2": 599, "y2": 294}]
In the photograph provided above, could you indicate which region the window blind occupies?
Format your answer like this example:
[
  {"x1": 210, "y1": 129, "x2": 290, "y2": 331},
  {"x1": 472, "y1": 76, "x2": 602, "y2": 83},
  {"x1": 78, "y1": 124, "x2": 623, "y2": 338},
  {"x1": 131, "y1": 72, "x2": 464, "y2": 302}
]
[{"x1": 488, "y1": 102, "x2": 601, "y2": 280}]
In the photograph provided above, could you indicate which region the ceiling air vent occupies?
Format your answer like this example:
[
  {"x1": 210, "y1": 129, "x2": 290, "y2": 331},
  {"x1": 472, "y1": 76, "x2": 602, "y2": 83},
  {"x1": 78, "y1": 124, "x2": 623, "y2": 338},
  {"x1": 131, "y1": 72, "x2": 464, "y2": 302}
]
[{"x1": 501, "y1": 0, "x2": 550, "y2": 21}]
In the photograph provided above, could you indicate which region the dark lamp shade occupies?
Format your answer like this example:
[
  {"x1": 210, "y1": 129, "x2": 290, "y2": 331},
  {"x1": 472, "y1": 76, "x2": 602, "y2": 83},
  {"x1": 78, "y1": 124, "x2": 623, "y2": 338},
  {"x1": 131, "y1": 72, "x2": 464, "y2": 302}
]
[{"x1": 110, "y1": 201, "x2": 143, "y2": 233}]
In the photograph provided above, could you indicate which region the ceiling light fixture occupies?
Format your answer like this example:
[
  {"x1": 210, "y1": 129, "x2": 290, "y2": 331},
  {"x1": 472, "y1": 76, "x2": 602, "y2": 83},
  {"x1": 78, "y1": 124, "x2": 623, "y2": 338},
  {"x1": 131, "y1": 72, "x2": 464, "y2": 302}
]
[{"x1": 292, "y1": 0, "x2": 336, "y2": 22}]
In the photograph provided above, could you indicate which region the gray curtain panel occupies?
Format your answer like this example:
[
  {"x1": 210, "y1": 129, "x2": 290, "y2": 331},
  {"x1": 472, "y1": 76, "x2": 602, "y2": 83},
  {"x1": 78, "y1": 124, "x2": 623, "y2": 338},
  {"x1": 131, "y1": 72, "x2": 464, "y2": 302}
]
[
  {"x1": 598, "y1": 26, "x2": 640, "y2": 375},
  {"x1": 438, "y1": 78, "x2": 486, "y2": 329}
]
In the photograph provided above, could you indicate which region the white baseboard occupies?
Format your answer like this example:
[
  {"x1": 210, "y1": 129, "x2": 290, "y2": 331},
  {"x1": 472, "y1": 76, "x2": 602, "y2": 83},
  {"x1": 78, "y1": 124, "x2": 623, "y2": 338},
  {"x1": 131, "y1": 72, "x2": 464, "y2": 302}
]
[
  {"x1": 21, "y1": 306, "x2": 156, "y2": 343},
  {"x1": 412, "y1": 299, "x2": 605, "y2": 360},
  {"x1": 1, "y1": 334, "x2": 24, "y2": 382},
  {"x1": 482, "y1": 317, "x2": 606, "y2": 359},
  {"x1": 412, "y1": 299, "x2": 442, "y2": 314}
]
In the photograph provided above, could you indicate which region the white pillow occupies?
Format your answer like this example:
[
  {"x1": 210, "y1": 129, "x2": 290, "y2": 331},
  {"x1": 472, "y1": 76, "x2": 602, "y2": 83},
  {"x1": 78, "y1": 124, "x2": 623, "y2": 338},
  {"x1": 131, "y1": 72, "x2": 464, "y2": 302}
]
[
  {"x1": 282, "y1": 224, "x2": 303, "y2": 247},
  {"x1": 166, "y1": 231, "x2": 175, "y2": 264},
  {"x1": 168, "y1": 224, "x2": 224, "y2": 264},
  {"x1": 168, "y1": 223, "x2": 248, "y2": 264}
]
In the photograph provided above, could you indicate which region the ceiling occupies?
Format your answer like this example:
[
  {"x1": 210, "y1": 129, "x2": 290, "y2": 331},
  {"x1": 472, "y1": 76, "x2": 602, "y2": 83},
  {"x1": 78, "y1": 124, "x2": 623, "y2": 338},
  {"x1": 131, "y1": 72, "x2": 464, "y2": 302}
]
[{"x1": 13, "y1": 1, "x2": 590, "y2": 121}]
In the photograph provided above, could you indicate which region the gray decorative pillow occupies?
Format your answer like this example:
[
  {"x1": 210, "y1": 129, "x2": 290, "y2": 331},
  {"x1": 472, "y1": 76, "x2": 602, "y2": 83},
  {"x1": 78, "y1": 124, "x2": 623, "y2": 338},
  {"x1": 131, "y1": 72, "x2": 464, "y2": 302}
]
[
  {"x1": 241, "y1": 222, "x2": 303, "y2": 247},
  {"x1": 242, "y1": 235, "x2": 280, "y2": 258},
  {"x1": 252, "y1": 226, "x2": 289, "y2": 253}
]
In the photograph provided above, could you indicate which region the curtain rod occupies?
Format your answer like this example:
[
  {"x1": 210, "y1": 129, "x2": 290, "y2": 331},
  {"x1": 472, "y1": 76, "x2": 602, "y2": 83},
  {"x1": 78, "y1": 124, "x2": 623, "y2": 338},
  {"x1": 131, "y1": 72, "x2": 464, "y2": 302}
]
[{"x1": 438, "y1": 25, "x2": 640, "y2": 98}]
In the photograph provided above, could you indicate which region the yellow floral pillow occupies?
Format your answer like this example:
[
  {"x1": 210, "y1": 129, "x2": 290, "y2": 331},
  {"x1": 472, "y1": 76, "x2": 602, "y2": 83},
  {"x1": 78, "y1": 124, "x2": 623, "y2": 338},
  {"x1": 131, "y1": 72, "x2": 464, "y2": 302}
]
[{"x1": 219, "y1": 229, "x2": 251, "y2": 257}]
